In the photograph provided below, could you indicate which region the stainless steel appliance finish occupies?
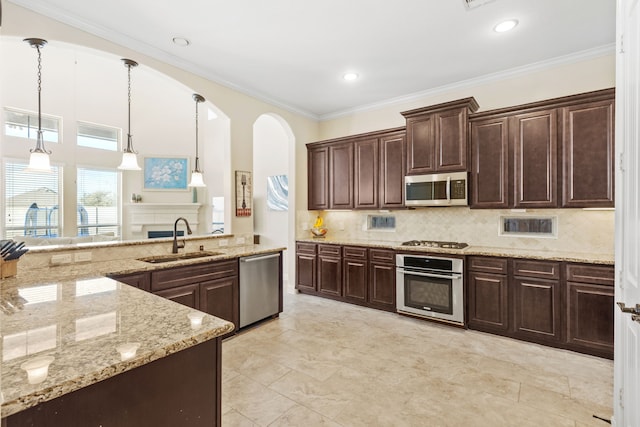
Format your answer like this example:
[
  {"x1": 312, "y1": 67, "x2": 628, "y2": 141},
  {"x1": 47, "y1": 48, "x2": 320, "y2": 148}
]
[
  {"x1": 396, "y1": 253, "x2": 464, "y2": 325},
  {"x1": 239, "y1": 252, "x2": 281, "y2": 328},
  {"x1": 404, "y1": 171, "x2": 468, "y2": 206},
  {"x1": 401, "y1": 240, "x2": 468, "y2": 249}
]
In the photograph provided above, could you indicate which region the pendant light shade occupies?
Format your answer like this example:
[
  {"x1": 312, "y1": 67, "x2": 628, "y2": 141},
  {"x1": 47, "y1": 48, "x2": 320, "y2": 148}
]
[
  {"x1": 24, "y1": 38, "x2": 52, "y2": 173},
  {"x1": 118, "y1": 58, "x2": 141, "y2": 170},
  {"x1": 188, "y1": 93, "x2": 206, "y2": 187}
]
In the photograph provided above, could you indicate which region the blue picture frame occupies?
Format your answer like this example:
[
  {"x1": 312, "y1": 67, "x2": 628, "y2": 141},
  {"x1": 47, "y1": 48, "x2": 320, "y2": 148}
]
[{"x1": 143, "y1": 157, "x2": 189, "y2": 190}]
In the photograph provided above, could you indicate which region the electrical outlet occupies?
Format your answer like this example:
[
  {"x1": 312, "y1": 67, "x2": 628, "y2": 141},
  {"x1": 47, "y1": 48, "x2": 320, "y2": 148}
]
[
  {"x1": 302, "y1": 222, "x2": 309, "y2": 230},
  {"x1": 218, "y1": 239, "x2": 228, "y2": 247},
  {"x1": 338, "y1": 221, "x2": 345, "y2": 230},
  {"x1": 236, "y1": 237, "x2": 245, "y2": 245},
  {"x1": 51, "y1": 254, "x2": 72, "y2": 265},
  {"x1": 75, "y1": 252, "x2": 92, "y2": 262}
]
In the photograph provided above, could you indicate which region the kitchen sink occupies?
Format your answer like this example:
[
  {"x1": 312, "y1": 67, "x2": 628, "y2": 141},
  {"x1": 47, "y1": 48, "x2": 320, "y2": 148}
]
[{"x1": 137, "y1": 251, "x2": 223, "y2": 264}]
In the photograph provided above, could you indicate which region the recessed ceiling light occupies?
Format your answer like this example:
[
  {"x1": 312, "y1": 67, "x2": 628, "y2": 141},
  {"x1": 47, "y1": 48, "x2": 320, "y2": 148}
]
[
  {"x1": 172, "y1": 37, "x2": 190, "y2": 47},
  {"x1": 343, "y1": 72, "x2": 359, "y2": 81},
  {"x1": 494, "y1": 19, "x2": 518, "y2": 33}
]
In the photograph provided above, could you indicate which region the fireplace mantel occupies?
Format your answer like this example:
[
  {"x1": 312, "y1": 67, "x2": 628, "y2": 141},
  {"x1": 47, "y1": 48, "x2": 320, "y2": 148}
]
[{"x1": 126, "y1": 203, "x2": 201, "y2": 237}]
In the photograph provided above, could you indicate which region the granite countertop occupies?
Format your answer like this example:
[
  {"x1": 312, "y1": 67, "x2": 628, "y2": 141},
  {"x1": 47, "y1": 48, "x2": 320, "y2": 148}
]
[
  {"x1": 0, "y1": 244, "x2": 285, "y2": 418},
  {"x1": 296, "y1": 238, "x2": 614, "y2": 265}
]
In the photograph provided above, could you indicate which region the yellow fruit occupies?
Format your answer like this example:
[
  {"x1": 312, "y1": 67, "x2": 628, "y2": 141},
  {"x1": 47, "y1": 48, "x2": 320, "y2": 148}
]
[{"x1": 314, "y1": 216, "x2": 323, "y2": 228}]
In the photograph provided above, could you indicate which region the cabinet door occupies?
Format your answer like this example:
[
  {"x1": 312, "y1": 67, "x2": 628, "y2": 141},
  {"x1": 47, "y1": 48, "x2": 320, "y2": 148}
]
[
  {"x1": 200, "y1": 276, "x2": 239, "y2": 334},
  {"x1": 512, "y1": 277, "x2": 562, "y2": 343},
  {"x1": 406, "y1": 114, "x2": 436, "y2": 174},
  {"x1": 154, "y1": 284, "x2": 199, "y2": 309},
  {"x1": 435, "y1": 108, "x2": 468, "y2": 172},
  {"x1": 566, "y1": 282, "x2": 614, "y2": 358},
  {"x1": 296, "y1": 254, "x2": 317, "y2": 292},
  {"x1": 109, "y1": 272, "x2": 150, "y2": 292},
  {"x1": 511, "y1": 109, "x2": 558, "y2": 208},
  {"x1": 343, "y1": 258, "x2": 368, "y2": 304},
  {"x1": 561, "y1": 99, "x2": 615, "y2": 207},
  {"x1": 329, "y1": 143, "x2": 354, "y2": 209},
  {"x1": 368, "y1": 262, "x2": 396, "y2": 312},
  {"x1": 470, "y1": 118, "x2": 510, "y2": 208},
  {"x1": 379, "y1": 132, "x2": 406, "y2": 208},
  {"x1": 308, "y1": 146, "x2": 329, "y2": 210},
  {"x1": 354, "y1": 138, "x2": 379, "y2": 209},
  {"x1": 317, "y1": 256, "x2": 342, "y2": 297},
  {"x1": 468, "y1": 271, "x2": 509, "y2": 332}
]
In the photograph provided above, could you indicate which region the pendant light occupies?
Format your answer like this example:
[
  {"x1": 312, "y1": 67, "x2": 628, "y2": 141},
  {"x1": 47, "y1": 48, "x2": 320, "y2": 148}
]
[
  {"x1": 24, "y1": 38, "x2": 52, "y2": 172},
  {"x1": 188, "y1": 93, "x2": 206, "y2": 187},
  {"x1": 118, "y1": 58, "x2": 141, "y2": 170}
]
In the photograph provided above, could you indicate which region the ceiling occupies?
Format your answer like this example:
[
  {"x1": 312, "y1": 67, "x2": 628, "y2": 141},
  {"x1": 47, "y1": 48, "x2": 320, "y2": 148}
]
[{"x1": 7, "y1": 0, "x2": 615, "y2": 120}]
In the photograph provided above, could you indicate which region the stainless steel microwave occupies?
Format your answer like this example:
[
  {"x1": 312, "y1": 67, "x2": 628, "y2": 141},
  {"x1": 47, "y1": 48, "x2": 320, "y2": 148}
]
[{"x1": 404, "y1": 171, "x2": 468, "y2": 206}]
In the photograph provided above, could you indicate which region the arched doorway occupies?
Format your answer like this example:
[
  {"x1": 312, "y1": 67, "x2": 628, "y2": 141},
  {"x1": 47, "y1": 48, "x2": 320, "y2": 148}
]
[{"x1": 253, "y1": 114, "x2": 295, "y2": 290}]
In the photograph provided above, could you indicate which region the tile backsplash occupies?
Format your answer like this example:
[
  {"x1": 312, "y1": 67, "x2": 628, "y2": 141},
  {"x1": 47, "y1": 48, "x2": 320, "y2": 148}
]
[{"x1": 300, "y1": 208, "x2": 614, "y2": 255}]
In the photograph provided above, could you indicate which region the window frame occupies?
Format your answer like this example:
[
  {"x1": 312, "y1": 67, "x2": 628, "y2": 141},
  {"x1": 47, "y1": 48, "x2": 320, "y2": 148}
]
[{"x1": 76, "y1": 165, "x2": 121, "y2": 238}]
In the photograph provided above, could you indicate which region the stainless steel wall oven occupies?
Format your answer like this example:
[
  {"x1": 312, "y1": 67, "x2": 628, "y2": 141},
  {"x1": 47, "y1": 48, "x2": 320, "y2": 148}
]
[{"x1": 396, "y1": 254, "x2": 464, "y2": 325}]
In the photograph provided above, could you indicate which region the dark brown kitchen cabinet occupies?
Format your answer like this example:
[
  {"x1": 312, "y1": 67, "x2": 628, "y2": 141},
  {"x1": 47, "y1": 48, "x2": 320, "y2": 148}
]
[
  {"x1": 317, "y1": 244, "x2": 342, "y2": 297},
  {"x1": 512, "y1": 260, "x2": 562, "y2": 344},
  {"x1": 561, "y1": 99, "x2": 615, "y2": 207},
  {"x1": 307, "y1": 146, "x2": 329, "y2": 210},
  {"x1": 379, "y1": 131, "x2": 406, "y2": 208},
  {"x1": 402, "y1": 97, "x2": 479, "y2": 175},
  {"x1": 470, "y1": 118, "x2": 510, "y2": 208},
  {"x1": 200, "y1": 276, "x2": 239, "y2": 337},
  {"x1": 354, "y1": 138, "x2": 379, "y2": 209},
  {"x1": 368, "y1": 248, "x2": 396, "y2": 312},
  {"x1": 469, "y1": 88, "x2": 615, "y2": 209},
  {"x1": 329, "y1": 143, "x2": 354, "y2": 209},
  {"x1": 295, "y1": 242, "x2": 317, "y2": 293},
  {"x1": 467, "y1": 256, "x2": 509, "y2": 332},
  {"x1": 511, "y1": 109, "x2": 558, "y2": 208},
  {"x1": 155, "y1": 283, "x2": 200, "y2": 309},
  {"x1": 307, "y1": 127, "x2": 406, "y2": 210},
  {"x1": 565, "y1": 264, "x2": 614, "y2": 358},
  {"x1": 109, "y1": 271, "x2": 150, "y2": 291},
  {"x1": 343, "y1": 246, "x2": 368, "y2": 305}
]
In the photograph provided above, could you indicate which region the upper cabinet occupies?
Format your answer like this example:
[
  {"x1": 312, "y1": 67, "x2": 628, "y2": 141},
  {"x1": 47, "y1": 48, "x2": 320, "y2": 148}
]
[
  {"x1": 307, "y1": 128, "x2": 405, "y2": 210},
  {"x1": 402, "y1": 97, "x2": 479, "y2": 175},
  {"x1": 469, "y1": 88, "x2": 615, "y2": 209}
]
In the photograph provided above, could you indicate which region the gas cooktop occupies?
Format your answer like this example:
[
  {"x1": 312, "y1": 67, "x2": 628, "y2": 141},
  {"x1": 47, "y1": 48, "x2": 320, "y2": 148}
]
[{"x1": 400, "y1": 240, "x2": 469, "y2": 249}]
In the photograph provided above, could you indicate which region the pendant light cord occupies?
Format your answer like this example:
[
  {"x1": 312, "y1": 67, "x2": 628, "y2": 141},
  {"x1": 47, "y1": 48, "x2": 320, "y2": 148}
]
[
  {"x1": 127, "y1": 63, "x2": 132, "y2": 147},
  {"x1": 194, "y1": 96, "x2": 200, "y2": 171},
  {"x1": 37, "y1": 44, "x2": 42, "y2": 135}
]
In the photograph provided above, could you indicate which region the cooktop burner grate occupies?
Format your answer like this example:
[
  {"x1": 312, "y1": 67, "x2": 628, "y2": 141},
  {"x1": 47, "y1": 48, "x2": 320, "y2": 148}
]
[{"x1": 401, "y1": 240, "x2": 469, "y2": 249}]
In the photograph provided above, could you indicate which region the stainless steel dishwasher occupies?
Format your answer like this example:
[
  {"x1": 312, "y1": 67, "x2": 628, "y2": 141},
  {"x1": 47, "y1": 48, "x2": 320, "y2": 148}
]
[{"x1": 239, "y1": 252, "x2": 282, "y2": 328}]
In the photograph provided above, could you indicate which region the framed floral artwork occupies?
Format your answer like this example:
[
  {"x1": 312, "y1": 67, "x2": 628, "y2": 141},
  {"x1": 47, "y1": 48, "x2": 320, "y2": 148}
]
[
  {"x1": 235, "y1": 171, "x2": 252, "y2": 216},
  {"x1": 143, "y1": 157, "x2": 189, "y2": 190}
]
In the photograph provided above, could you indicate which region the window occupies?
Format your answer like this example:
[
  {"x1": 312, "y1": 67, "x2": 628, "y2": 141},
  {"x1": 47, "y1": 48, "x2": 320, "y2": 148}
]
[
  {"x1": 77, "y1": 168, "x2": 119, "y2": 237},
  {"x1": 77, "y1": 122, "x2": 119, "y2": 151},
  {"x1": 4, "y1": 108, "x2": 60, "y2": 144},
  {"x1": 3, "y1": 161, "x2": 62, "y2": 239}
]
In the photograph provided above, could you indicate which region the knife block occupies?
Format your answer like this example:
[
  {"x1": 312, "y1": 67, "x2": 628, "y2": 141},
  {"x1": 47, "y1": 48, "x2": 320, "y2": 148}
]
[{"x1": 0, "y1": 258, "x2": 18, "y2": 279}]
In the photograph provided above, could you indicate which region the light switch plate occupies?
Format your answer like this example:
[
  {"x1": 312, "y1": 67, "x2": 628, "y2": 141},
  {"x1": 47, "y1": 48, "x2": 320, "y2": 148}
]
[
  {"x1": 75, "y1": 252, "x2": 92, "y2": 262},
  {"x1": 51, "y1": 254, "x2": 72, "y2": 265}
]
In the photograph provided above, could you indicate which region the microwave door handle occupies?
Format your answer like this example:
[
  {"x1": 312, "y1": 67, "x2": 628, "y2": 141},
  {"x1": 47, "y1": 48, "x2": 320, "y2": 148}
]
[
  {"x1": 446, "y1": 176, "x2": 451, "y2": 201},
  {"x1": 397, "y1": 269, "x2": 462, "y2": 280}
]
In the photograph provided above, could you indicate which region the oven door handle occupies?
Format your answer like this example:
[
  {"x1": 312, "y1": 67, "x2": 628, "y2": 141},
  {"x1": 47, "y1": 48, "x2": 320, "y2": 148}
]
[{"x1": 397, "y1": 269, "x2": 462, "y2": 280}]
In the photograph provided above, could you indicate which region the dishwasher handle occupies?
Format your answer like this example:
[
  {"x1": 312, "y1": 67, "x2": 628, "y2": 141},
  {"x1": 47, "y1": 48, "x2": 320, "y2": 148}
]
[{"x1": 240, "y1": 253, "x2": 281, "y2": 263}]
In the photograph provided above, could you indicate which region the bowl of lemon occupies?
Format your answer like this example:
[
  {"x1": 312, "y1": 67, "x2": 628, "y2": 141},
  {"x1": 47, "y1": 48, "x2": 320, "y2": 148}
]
[{"x1": 310, "y1": 216, "x2": 328, "y2": 238}]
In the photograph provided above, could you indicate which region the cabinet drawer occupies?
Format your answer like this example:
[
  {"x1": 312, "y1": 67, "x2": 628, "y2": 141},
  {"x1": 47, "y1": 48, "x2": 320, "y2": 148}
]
[
  {"x1": 513, "y1": 259, "x2": 560, "y2": 280},
  {"x1": 343, "y1": 246, "x2": 368, "y2": 259},
  {"x1": 566, "y1": 264, "x2": 614, "y2": 286},
  {"x1": 296, "y1": 242, "x2": 317, "y2": 255},
  {"x1": 369, "y1": 248, "x2": 395, "y2": 264},
  {"x1": 318, "y1": 244, "x2": 341, "y2": 257},
  {"x1": 467, "y1": 256, "x2": 508, "y2": 274},
  {"x1": 151, "y1": 260, "x2": 238, "y2": 292}
]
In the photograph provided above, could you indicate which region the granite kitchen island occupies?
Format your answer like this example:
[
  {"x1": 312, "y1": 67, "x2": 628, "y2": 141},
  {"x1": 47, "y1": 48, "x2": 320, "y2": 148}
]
[{"x1": 1, "y1": 275, "x2": 234, "y2": 426}]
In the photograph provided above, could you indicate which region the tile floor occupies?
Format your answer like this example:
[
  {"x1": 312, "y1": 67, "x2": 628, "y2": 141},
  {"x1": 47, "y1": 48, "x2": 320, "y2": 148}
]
[{"x1": 222, "y1": 293, "x2": 613, "y2": 427}]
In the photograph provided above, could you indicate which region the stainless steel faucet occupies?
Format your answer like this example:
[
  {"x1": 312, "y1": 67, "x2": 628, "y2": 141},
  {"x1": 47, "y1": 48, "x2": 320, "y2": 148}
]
[{"x1": 172, "y1": 217, "x2": 193, "y2": 253}]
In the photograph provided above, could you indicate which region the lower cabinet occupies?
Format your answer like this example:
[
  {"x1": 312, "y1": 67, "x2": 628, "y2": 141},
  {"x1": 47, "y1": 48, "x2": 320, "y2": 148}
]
[
  {"x1": 466, "y1": 256, "x2": 613, "y2": 359},
  {"x1": 109, "y1": 259, "x2": 239, "y2": 337},
  {"x1": 296, "y1": 242, "x2": 396, "y2": 312}
]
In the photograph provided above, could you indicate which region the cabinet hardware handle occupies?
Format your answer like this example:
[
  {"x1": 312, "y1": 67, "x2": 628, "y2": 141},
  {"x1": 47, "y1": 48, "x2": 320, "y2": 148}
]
[
  {"x1": 632, "y1": 314, "x2": 640, "y2": 323},
  {"x1": 616, "y1": 302, "x2": 640, "y2": 314}
]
